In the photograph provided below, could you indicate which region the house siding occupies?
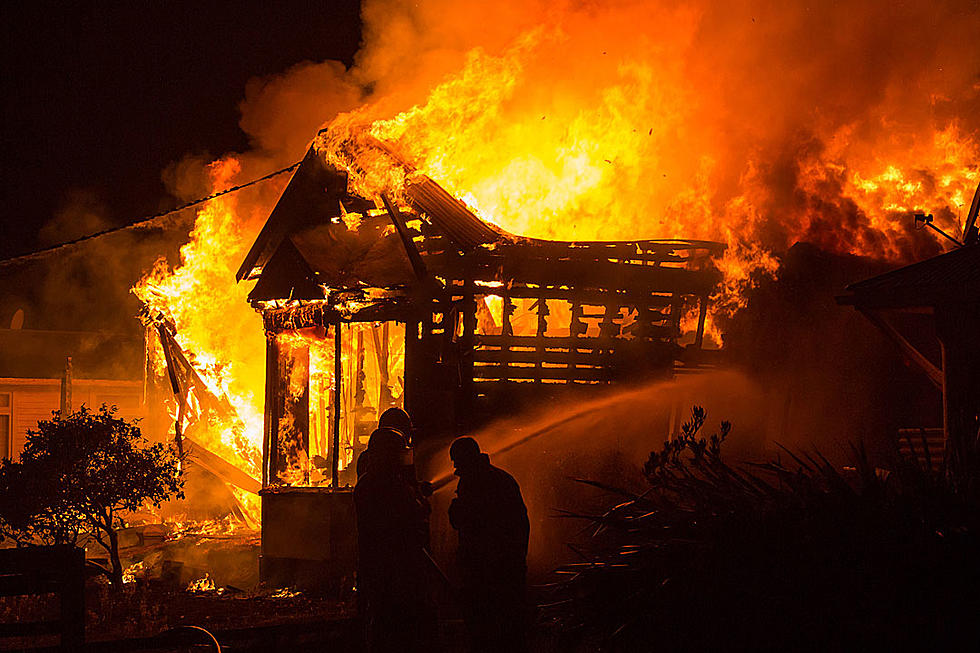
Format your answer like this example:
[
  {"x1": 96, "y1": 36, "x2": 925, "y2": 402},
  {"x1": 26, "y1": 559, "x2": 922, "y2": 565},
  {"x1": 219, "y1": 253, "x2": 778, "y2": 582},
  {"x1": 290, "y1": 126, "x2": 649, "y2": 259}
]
[{"x1": 0, "y1": 379, "x2": 143, "y2": 458}]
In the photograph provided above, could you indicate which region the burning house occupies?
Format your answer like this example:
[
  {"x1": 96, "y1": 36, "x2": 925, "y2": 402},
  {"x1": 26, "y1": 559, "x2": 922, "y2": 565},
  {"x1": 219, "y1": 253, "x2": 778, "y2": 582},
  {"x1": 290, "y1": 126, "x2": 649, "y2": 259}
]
[{"x1": 235, "y1": 135, "x2": 724, "y2": 587}]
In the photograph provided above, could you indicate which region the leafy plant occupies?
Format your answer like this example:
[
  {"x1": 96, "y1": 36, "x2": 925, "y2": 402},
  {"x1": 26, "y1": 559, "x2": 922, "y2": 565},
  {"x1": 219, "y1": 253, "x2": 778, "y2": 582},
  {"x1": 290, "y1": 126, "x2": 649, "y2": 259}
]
[{"x1": 0, "y1": 405, "x2": 183, "y2": 586}]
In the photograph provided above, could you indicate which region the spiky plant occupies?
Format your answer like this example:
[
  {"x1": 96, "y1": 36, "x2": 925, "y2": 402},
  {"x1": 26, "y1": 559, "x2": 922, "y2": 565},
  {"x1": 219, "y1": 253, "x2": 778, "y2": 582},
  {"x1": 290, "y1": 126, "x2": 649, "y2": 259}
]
[{"x1": 543, "y1": 407, "x2": 980, "y2": 651}]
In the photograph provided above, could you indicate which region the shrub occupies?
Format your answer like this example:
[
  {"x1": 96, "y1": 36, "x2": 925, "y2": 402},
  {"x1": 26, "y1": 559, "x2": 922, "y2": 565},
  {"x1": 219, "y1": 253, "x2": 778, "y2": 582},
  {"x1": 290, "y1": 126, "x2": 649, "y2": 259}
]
[{"x1": 0, "y1": 405, "x2": 183, "y2": 586}]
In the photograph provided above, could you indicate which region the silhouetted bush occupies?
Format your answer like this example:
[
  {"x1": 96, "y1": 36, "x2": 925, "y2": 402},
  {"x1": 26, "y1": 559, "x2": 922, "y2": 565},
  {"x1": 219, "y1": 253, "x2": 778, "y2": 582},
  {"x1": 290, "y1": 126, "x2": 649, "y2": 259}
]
[
  {"x1": 545, "y1": 406, "x2": 980, "y2": 650},
  {"x1": 0, "y1": 405, "x2": 183, "y2": 587}
]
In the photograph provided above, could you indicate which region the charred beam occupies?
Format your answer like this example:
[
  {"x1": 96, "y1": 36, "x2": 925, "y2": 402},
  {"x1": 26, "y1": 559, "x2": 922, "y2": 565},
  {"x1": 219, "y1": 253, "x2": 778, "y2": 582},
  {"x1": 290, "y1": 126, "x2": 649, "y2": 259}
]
[{"x1": 381, "y1": 193, "x2": 430, "y2": 282}]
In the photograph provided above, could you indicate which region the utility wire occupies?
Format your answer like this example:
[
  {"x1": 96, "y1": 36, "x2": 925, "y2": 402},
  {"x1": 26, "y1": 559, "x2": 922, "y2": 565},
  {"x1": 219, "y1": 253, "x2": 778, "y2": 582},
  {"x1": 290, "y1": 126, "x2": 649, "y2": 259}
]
[{"x1": 0, "y1": 160, "x2": 301, "y2": 269}]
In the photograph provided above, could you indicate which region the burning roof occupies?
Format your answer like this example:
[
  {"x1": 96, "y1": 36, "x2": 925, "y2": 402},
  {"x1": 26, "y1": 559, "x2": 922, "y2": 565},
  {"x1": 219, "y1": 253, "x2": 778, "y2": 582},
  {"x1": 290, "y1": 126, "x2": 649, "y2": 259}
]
[{"x1": 238, "y1": 135, "x2": 724, "y2": 313}]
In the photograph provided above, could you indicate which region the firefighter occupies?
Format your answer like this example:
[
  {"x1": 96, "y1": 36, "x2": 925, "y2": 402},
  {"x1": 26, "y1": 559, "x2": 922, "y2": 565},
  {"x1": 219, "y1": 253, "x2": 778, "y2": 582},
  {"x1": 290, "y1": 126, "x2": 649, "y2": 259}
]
[
  {"x1": 359, "y1": 407, "x2": 433, "y2": 498},
  {"x1": 378, "y1": 406, "x2": 415, "y2": 445},
  {"x1": 448, "y1": 436, "x2": 530, "y2": 652},
  {"x1": 356, "y1": 407, "x2": 415, "y2": 477},
  {"x1": 354, "y1": 427, "x2": 434, "y2": 652}
]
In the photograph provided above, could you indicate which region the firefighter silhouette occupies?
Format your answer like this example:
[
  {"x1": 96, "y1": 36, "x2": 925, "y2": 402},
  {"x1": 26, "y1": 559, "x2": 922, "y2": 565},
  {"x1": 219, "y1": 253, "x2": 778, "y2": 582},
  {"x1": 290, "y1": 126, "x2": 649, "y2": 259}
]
[
  {"x1": 354, "y1": 427, "x2": 435, "y2": 652},
  {"x1": 449, "y1": 436, "x2": 530, "y2": 652}
]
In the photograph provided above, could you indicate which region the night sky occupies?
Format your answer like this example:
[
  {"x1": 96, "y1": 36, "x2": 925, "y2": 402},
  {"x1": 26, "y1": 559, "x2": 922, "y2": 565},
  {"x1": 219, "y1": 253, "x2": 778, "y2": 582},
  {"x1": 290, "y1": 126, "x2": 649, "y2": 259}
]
[{"x1": 0, "y1": 1, "x2": 362, "y2": 259}]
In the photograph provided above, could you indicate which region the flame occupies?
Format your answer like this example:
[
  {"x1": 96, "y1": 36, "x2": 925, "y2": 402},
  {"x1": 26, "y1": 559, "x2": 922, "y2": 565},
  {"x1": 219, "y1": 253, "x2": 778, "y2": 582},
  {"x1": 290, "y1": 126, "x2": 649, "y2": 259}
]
[
  {"x1": 186, "y1": 573, "x2": 219, "y2": 593},
  {"x1": 122, "y1": 561, "x2": 145, "y2": 584},
  {"x1": 314, "y1": 7, "x2": 978, "y2": 332},
  {"x1": 134, "y1": 158, "x2": 279, "y2": 483}
]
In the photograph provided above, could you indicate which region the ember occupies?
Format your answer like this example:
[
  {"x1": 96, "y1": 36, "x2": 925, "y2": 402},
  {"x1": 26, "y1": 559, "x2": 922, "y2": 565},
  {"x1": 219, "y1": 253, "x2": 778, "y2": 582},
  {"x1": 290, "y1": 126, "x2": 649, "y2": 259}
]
[{"x1": 186, "y1": 573, "x2": 218, "y2": 593}]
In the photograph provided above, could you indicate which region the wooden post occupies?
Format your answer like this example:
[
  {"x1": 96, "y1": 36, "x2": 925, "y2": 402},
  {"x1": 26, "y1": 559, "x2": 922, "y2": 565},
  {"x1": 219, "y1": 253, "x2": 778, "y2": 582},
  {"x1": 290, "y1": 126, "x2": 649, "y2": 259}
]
[
  {"x1": 534, "y1": 295, "x2": 550, "y2": 386},
  {"x1": 570, "y1": 300, "x2": 584, "y2": 379},
  {"x1": 59, "y1": 357, "x2": 72, "y2": 416},
  {"x1": 355, "y1": 327, "x2": 366, "y2": 417},
  {"x1": 60, "y1": 546, "x2": 85, "y2": 648},
  {"x1": 694, "y1": 294, "x2": 709, "y2": 349},
  {"x1": 380, "y1": 321, "x2": 390, "y2": 408},
  {"x1": 460, "y1": 271, "x2": 476, "y2": 430},
  {"x1": 502, "y1": 289, "x2": 515, "y2": 383},
  {"x1": 332, "y1": 323, "x2": 342, "y2": 488},
  {"x1": 263, "y1": 334, "x2": 279, "y2": 486},
  {"x1": 404, "y1": 319, "x2": 420, "y2": 422},
  {"x1": 937, "y1": 303, "x2": 980, "y2": 485}
]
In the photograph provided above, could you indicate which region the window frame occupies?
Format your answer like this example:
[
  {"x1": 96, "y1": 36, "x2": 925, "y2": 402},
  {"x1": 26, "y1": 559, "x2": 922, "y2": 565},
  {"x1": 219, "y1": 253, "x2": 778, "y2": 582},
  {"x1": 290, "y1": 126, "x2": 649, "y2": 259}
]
[{"x1": 0, "y1": 391, "x2": 11, "y2": 459}]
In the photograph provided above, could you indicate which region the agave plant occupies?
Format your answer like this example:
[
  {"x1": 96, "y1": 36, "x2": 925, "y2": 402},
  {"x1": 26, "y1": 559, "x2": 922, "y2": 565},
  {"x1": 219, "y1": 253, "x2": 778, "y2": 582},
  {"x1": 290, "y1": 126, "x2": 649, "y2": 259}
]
[{"x1": 543, "y1": 406, "x2": 980, "y2": 651}]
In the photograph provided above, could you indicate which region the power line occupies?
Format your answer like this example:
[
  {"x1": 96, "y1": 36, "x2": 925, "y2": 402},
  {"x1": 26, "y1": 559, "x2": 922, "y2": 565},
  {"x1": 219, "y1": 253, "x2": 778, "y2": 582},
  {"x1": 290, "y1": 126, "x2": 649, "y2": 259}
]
[{"x1": 0, "y1": 161, "x2": 301, "y2": 269}]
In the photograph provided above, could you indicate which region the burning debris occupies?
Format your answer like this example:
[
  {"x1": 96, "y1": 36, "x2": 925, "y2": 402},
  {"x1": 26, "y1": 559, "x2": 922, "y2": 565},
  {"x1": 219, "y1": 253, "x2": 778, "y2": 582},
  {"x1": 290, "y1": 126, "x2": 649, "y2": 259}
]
[{"x1": 186, "y1": 573, "x2": 218, "y2": 593}]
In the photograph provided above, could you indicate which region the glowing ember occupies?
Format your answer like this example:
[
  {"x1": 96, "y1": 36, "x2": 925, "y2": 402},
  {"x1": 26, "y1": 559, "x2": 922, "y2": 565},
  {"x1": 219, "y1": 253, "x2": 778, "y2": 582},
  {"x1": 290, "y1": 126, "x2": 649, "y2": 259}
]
[
  {"x1": 186, "y1": 573, "x2": 219, "y2": 593},
  {"x1": 270, "y1": 587, "x2": 302, "y2": 599}
]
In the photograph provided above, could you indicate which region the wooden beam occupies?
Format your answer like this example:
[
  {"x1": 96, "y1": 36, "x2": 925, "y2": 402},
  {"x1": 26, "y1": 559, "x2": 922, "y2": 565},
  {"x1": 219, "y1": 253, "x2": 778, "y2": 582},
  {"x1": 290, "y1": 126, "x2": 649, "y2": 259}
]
[
  {"x1": 183, "y1": 435, "x2": 261, "y2": 495},
  {"x1": 474, "y1": 349, "x2": 618, "y2": 365},
  {"x1": 466, "y1": 254, "x2": 720, "y2": 296},
  {"x1": 332, "y1": 323, "x2": 342, "y2": 488},
  {"x1": 381, "y1": 193, "x2": 430, "y2": 282},
  {"x1": 263, "y1": 334, "x2": 279, "y2": 486},
  {"x1": 474, "y1": 330, "x2": 674, "y2": 349},
  {"x1": 472, "y1": 366, "x2": 615, "y2": 382},
  {"x1": 156, "y1": 325, "x2": 182, "y2": 395},
  {"x1": 859, "y1": 308, "x2": 943, "y2": 390},
  {"x1": 694, "y1": 294, "x2": 708, "y2": 349}
]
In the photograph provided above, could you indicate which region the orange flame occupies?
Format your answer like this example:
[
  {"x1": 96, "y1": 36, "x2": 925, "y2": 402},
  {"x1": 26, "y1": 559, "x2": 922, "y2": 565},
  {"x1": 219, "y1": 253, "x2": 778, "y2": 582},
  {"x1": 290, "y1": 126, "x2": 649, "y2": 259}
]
[
  {"x1": 315, "y1": 13, "x2": 978, "y2": 339},
  {"x1": 133, "y1": 158, "x2": 276, "y2": 488}
]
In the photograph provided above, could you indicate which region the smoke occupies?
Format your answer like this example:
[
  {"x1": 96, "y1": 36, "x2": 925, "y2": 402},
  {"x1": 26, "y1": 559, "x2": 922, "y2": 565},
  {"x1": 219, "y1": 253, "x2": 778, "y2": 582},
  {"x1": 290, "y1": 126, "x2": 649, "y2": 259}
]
[
  {"x1": 239, "y1": 59, "x2": 364, "y2": 168},
  {"x1": 319, "y1": 0, "x2": 979, "y2": 289},
  {"x1": 38, "y1": 190, "x2": 113, "y2": 247}
]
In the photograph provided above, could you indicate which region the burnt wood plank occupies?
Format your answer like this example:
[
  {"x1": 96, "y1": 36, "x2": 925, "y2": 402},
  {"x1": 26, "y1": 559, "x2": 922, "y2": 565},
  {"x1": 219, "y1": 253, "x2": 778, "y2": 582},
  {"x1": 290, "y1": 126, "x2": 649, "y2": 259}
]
[
  {"x1": 474, "y1": 349, "x2": 617, "y2": 365},
  {"x1": 472, "y1": 366, "x2": 615, "y2": 381},
  {"x1": 468, "y1": 256, "x2": 719, "y2": 295}
]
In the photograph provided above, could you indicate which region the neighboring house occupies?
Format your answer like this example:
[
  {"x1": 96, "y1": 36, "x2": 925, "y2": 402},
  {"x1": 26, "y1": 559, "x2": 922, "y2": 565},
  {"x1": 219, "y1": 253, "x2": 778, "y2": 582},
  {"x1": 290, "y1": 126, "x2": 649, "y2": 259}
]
[
  {"x1": 0, "y1": 214, "x2": 191, "y2": 458},
  {"x1": 0, "y1": 328, "x2": 144, "y2": 457},
  {"x1": 838, "y1": 241, "x2": 980, "y2": 477},
  {"x1": 0, "y1": 377, "x2": 143, "y2": 457}
]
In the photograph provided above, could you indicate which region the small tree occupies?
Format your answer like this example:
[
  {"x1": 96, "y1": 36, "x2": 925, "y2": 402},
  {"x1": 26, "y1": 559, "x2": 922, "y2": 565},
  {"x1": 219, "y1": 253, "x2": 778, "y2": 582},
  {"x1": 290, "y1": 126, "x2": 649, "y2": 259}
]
[{"x1": 0, "y1": 405, "x2": 183, "y2": 586}]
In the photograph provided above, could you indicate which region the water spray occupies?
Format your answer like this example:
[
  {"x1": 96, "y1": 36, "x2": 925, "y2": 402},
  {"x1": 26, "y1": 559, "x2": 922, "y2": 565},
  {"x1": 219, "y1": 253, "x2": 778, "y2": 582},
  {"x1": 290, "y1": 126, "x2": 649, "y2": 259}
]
[{"x1": 426, "y1": 403, "x2": 599, "y2": 492}]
